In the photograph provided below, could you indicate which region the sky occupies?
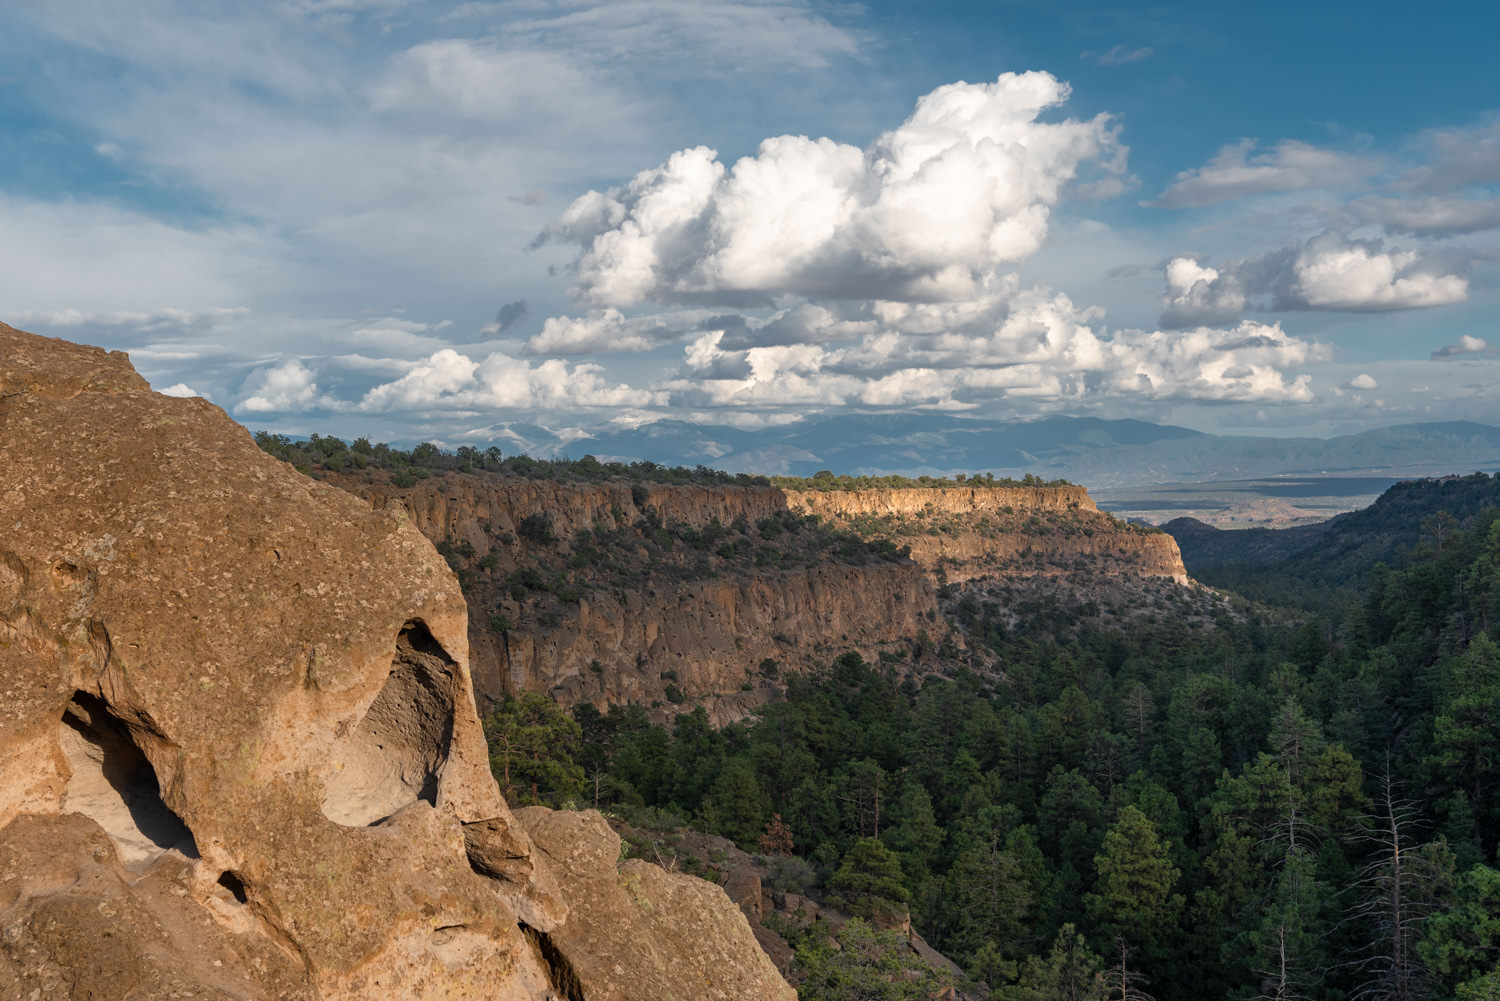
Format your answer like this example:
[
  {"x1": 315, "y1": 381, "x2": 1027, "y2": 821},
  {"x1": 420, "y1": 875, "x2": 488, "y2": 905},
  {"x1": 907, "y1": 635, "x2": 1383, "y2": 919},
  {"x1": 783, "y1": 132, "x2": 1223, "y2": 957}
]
[{"x1": 2, "y1": 0, "x2": 1497, "y2": 449}]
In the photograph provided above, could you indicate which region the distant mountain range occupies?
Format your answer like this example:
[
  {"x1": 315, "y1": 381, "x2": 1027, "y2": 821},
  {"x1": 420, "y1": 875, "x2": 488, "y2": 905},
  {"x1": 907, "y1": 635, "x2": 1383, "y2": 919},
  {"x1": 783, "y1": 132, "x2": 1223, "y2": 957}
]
[{"x1": 487, "y1": 415, "x2": 1500, "y2": 488}]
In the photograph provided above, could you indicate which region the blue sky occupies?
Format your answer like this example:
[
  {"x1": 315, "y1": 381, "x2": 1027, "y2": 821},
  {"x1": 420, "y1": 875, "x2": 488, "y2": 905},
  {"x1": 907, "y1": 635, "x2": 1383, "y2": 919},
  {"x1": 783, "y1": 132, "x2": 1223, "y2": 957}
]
[{"x1": 2, "y1": 0, "x2": 1496, "y2": 447}]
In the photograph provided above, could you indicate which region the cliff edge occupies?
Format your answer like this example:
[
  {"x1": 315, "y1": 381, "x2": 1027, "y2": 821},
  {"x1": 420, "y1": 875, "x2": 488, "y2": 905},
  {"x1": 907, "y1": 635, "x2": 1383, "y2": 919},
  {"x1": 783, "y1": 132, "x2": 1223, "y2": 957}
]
[
  {"x1": 787, "y1": 485, "x2": 1189, "y2": 584},
  {"x1": 0, "y1": 323, "x2": 793, "y2": 1001}
]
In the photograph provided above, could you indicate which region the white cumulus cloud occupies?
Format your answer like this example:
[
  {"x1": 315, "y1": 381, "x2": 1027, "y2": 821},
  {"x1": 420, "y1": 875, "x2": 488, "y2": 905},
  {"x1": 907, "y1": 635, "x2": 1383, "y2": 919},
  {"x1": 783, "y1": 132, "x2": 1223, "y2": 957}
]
[
  {"x1": 355, "y1": 348, "x2": 662, "y2": 412},
  {"x1": 156, "y1": 383, "x2": 210, "y2": 399},
  {"x1": 1155, "y1": 232, "x2": 1471, "y2": 318},
  {"x1": 1432, "y1": 335, "x2": 1495, "y2": 360},
  {"x1": 1288, "y1": 232, "x2": 1468, "y2": 311},
  {"x1": 538, "y1": 71, "x2": 1127, "y2": 307},
  {"x1": 656, "y1": 292, "x2": 1326, "y2": 411},
  {"x1": 525, "y1": 307, "x2": 718, "y2": 354},
  {"x1": 1103, "y1": 321, "x2": 1323, "y2": 402},
  {"x1": 1159, "y1": 257, "x2": 1247, "y2": 328},
  {"x1": 237, "y1": 359, "x2": 322, "y2": 413},
  {"x1": 358, "y1": 348, "x2": 479, "y2": 411}
]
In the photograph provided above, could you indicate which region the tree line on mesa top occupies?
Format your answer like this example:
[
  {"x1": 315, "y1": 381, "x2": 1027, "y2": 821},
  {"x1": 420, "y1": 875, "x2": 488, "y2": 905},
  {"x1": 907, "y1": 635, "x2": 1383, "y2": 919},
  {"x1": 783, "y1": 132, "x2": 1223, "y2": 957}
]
[{"x1": 252, "y1": 431, "x2": 1070, "y2": 490}]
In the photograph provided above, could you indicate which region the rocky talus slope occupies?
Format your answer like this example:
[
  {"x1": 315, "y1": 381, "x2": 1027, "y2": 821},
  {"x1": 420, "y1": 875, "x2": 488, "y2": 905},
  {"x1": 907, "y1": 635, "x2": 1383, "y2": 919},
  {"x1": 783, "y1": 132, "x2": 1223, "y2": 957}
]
[{"x1": 0, "y1": 323, "x2": 793, "y2": 1001}]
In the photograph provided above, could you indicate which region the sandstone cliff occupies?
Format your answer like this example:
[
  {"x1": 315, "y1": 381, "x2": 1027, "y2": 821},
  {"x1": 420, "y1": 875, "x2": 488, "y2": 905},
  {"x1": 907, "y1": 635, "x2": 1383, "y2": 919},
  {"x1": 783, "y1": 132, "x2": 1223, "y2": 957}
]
[
  {"x1": 0, "y1": 323, "x2": 793, "y2": 1001},
  {"x1": 787, "y1": 485, "x2": 1188, "y2": 584}
]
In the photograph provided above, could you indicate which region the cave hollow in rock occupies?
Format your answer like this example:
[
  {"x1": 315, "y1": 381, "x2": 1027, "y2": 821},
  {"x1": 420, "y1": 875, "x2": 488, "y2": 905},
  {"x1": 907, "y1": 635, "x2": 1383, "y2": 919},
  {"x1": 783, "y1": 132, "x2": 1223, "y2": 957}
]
[
  {"x1": 321, "y1": 622, "x2": 459, "y2": 826},
  {"x1": 58, "y1": 690, "x2": 197, "y2": 866}
]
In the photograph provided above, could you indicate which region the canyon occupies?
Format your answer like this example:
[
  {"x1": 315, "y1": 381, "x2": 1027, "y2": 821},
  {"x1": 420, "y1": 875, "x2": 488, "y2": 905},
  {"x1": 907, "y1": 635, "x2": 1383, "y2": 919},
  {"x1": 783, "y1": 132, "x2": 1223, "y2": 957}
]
[{"x1": 0, "y1": 320, "x2": 1192, "y2": 998}]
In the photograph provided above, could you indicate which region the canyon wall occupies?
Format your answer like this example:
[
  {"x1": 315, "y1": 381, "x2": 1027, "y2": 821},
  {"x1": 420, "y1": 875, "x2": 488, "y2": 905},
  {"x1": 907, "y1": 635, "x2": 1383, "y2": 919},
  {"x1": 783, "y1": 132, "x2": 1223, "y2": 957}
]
[
  {"x1": 366, "y1": 476, "x2": 790, "y2": 548},
  {"x1": 341, "y1": 475, "x2": 945, "y2": 721},
  {"x1": 0, "y1": 324, "x2": 793, "y2": 1001},
  {"x1": 785, "y1": 484, "x2": 1096, "y2": 516},
  {"x1": 489, "y1": 561, "x2": 936, "y2": 717},
  {"x1": 330, "y1": 474, "x2": 1186, "y2": 722}
]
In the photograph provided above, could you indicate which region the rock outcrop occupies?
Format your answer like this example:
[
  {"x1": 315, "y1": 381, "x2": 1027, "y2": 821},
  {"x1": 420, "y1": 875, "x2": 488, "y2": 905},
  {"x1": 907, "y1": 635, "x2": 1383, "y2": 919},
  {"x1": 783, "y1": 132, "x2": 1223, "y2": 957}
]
[
  {"x1": 515, "y1": 808, "x2": 795, "y2": 1001},
  {"x1": 0, "y1": 323, "x2": 793, "y2": 1000}
]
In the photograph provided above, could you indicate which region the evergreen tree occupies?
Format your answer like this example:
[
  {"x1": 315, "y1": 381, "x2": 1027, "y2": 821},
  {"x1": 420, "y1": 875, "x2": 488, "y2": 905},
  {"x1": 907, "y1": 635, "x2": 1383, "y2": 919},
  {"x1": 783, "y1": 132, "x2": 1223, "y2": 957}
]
[
  {"x1": 703, "y1": 757, "x2": 771, "y2": 847},
  {"x1": 883, "y1": 782, "x2": 945, "y2": 928},
  {"x1": 793, "y1": 918, "x2": 952, "y2": 1001},
  {"x1": 1420, "y1": 865, "x2": 1500, "y2": 998},
  {"x1": 1245, "y1": 845, "x2": 1331, "y2": 1001},
  {"x1": 830, "y1": 837, "x2": 910, "y2": 924},
  {"x1": 483, "y1": 692, "x2": 585, "y2": 807},
  {"x1": 1428, "y1": 635, "x2": 1500, "y2": 852},
  {"x1": 1084, "y1": 805, "x2": 1183, "y2": 958},
  {"x1": 947, "y1": 842, "x2": 1033, "y2": 984},
  {"x1": 1000, "y1": 924, "x2": 1108, "y2": 1001}
]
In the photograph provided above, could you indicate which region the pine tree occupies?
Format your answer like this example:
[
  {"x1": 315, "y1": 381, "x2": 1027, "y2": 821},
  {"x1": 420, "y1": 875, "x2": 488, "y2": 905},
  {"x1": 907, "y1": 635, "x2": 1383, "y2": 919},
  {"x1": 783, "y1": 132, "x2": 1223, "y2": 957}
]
[
  {"x1": 483, "y1": 692, "x2": 585, "y2": 807},
  {"x1": 1428, "y1": 635, "x2": 1500, "y2": 851},
  {"x1": 830, "y1": 837, "x2": 910, "y2": 925},
  {"x1": 703, "y1": 758, "x2": 771, "y2": 846},
  {"x1": 1085, "y1": 806, "x2": 1183, "y2": 955},
  {"x1": 1000, "y1": 924, "x2": 1108, "y2": 1001},
  {"x1": 1246, "y1": 846, "x2": 1329, "y2": 1001},
  {"x1": 1419, "y1": 864, "x2": 1500, "y2": 998},
  {"x1": 947, "y1": 842, "x2": 1033, "y2": 982}
]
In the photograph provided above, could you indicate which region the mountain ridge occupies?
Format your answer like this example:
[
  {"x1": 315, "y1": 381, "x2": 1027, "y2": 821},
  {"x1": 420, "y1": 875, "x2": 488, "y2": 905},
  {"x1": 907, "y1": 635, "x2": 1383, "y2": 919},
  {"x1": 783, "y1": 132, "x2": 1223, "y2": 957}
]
[{"x1": 431, "y1": 415, "x2": 1500, "y2": 488}]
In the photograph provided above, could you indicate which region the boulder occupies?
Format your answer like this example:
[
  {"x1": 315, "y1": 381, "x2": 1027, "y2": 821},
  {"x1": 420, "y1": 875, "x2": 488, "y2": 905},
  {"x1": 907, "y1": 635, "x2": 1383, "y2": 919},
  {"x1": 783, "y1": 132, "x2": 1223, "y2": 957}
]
[{"x1": 515, "y1": 808, "x2": 796, "y2": 1001}]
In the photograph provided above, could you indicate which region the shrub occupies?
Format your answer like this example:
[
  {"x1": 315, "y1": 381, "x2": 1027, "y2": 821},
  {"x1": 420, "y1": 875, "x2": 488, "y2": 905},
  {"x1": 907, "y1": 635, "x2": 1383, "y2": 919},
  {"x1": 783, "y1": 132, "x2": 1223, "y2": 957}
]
[{"x1": 518, "y1": 513, "x2": 556, "y2": 544}]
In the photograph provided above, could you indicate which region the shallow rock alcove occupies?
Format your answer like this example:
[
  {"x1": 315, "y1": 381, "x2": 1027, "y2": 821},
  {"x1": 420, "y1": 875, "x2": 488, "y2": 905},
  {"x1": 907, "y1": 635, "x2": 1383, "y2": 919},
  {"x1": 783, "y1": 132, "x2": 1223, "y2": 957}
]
[
  {"x1": 321, "y1": 622, "x2": 458, "y2": 826},
  {"x1": 58, "y1": 691, "x2": 198, "y2": 866}
]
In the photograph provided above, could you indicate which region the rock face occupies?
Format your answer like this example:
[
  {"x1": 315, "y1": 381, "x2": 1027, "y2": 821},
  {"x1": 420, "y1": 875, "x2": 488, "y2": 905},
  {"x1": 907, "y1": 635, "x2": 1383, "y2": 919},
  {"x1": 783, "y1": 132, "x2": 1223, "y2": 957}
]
[
  {"x1": 340, "y1": 474, "x2": 947, "y2": 722},
  {"x1": 495, "y1": 561, "x2": 936, "y2": 721},
  {"x1": 0, "y1": 323, "x2": 793, "y2": 1000}
]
